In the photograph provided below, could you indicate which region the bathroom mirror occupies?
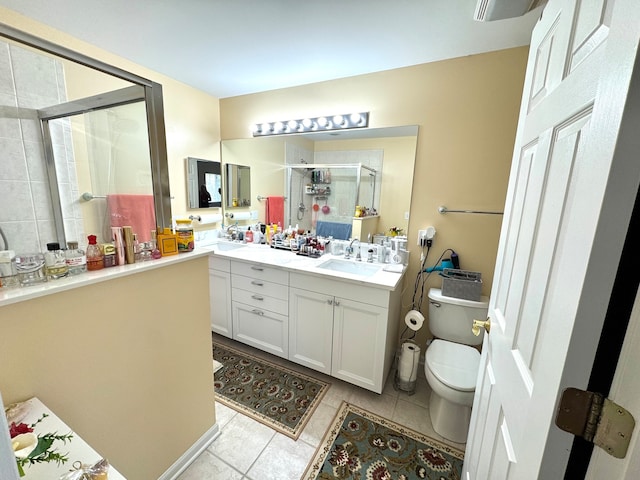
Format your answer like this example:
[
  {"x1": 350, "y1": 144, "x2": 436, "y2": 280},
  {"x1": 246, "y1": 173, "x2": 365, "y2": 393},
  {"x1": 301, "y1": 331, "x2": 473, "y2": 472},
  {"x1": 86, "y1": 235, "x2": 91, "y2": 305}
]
[
  {"x1": 0, "y1": 22, "x2": 170, "y2": 252},
  {"x1": 225, "y1": 164, "x2": 251, "y2": 208},
  {"x1": 220, "y1": 125, "x2": 418, "y2": 236},
  {"x1": 186, "y1": 157, "x2": 222, "y2": 208}
]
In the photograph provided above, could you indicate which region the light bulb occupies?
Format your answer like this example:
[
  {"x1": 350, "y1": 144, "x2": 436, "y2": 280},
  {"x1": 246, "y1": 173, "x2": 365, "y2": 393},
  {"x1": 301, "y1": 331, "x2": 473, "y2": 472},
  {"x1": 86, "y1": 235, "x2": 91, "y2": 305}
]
[
  {"x1": 333, "y1": 115, "x2": 345, "y2": 126},
  {"x1": 287, "y1": 119, "x2": 298, "y2": 131},
  {"x1": 317, "y1": 116, "x2": 328, "y2": 127},
  {"x1": 350, "y1": 113, "x2": 362, "y2": 125},
  {"x1": 302, "y1": 118, "x2": 312, "y2": 129},
  {"x1": 274, "y1": 121, "x2": 284, "y2": 133}
]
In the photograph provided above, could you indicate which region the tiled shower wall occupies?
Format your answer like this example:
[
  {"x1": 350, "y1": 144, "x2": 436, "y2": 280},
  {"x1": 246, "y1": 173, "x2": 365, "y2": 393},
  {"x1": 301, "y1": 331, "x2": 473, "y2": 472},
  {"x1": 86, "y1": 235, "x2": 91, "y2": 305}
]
[{"x1": 0, "y1": 39, "x2": 77, "y2": 254}]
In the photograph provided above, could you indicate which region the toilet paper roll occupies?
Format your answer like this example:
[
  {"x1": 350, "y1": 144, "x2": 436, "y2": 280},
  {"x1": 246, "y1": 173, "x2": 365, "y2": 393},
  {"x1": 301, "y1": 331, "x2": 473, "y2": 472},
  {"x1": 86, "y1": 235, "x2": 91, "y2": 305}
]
[
  {"x1": 398, "y1": 342, "x2": 421, "y2": 383},
  {"x1": 404, "y1": 310, "x2": 424, "y2": 331}
]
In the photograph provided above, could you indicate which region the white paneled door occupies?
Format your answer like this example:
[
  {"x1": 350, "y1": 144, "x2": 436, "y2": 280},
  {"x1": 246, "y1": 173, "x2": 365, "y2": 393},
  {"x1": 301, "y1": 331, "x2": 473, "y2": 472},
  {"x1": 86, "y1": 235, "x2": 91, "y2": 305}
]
[{"x1": 463, "y1": 0, "x2": 640, "y2": 478}]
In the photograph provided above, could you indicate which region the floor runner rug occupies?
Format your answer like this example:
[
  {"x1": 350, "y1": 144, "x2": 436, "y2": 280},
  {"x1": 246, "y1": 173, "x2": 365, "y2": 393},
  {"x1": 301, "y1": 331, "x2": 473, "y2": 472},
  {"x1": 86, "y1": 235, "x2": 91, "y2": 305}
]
[
  {"x1": 302, "y1": 402, "x2": 464, "y2": 480},
  {"x1": 213, "y1": 340, "x2": 330, "y2": 440}
]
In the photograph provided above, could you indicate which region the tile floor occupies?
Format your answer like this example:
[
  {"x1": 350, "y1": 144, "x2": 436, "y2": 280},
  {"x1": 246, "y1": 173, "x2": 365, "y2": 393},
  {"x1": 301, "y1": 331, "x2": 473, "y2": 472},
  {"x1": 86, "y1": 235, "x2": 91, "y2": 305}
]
[{"x1": 177, "y1": 335, "x2": 466, "y2": 480}]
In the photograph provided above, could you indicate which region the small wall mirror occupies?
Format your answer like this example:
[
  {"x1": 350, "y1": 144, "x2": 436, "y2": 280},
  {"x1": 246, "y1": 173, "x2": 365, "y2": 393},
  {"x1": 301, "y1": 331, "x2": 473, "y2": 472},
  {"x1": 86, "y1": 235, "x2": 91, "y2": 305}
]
[
  {"x1": 225, "y1": 164, "x2": 251, "y2": 208},
  {"x1": 186, "y1": 157, "x2": 222, "y2": 208}
]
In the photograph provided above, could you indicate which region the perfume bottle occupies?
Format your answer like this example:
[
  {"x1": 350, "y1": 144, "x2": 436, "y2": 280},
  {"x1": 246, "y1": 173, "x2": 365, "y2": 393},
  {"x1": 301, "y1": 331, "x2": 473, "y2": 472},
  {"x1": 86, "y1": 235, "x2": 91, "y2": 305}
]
[
  {"x1": 44, "y1": 242, "x2": 69, "y2": 279},
  {"x1": 86, "y1": 235, "x2": 104, "y2": 271},
  {"x1": 65, "y1": 241, "x2": 87, "y2": 275}
]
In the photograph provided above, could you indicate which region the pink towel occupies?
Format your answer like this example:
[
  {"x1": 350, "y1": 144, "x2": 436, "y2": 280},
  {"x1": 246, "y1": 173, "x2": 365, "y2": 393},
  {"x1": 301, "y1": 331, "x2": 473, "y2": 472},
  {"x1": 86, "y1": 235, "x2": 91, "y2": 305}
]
[
  {"x1": 265, "y1": 196, "x2": 285, "y2": 227},
  {"x1": 107, "y1": 194, "x2": 156, "y2": 242}
]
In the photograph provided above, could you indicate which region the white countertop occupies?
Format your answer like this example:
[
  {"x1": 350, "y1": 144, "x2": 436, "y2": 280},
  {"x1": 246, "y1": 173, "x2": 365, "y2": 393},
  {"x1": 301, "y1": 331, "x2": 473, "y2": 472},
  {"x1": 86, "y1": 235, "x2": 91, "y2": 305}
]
[
  {"x1": 0, "y1": 249, "x2": 211, "y2": 308},
  {"x1": 207, "y1": 241, "x2": 406, "y2": 290},
  {"x1": 9, "y1": 397, "x2": 126, "y2": 479}
]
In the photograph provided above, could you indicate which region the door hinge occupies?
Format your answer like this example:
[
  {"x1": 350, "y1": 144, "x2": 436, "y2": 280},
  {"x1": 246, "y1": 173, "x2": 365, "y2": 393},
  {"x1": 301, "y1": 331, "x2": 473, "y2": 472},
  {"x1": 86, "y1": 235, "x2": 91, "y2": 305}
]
[{"x1": 555, "y1": 387, "x2": 635, "y2": 458}]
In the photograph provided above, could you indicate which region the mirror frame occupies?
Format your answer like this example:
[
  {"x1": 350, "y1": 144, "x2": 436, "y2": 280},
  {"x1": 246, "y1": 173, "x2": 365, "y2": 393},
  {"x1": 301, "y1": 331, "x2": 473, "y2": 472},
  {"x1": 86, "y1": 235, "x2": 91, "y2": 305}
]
[
  {"x1": 0, "y1": 21, "x2": 172, "y2": 234},
  {"x1": 186, "y1": 157, "x2": 222, "y2": 208}
]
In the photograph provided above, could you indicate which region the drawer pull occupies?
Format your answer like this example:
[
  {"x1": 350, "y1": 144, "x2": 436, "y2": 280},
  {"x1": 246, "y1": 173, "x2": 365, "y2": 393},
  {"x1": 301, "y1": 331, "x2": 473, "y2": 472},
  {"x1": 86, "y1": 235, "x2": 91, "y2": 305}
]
[
  {"x1": 251, "y1": 309, "x2": 265, "y2": 316},
  {"x1": 251, "y1": 266, "x2": 264, "y2": 271},
  {"x1": 251, "y1": 294, "x2": 264, "y2": 301},
  {"x1": 251, "y1": 281, "x2": 264, "y2": 286},
  {"x1": 334, "y1": 300, "x2": 340, "y2": 306},
  {"x1": 327, "y1": 299, "x2": 333, "y2": 305}
]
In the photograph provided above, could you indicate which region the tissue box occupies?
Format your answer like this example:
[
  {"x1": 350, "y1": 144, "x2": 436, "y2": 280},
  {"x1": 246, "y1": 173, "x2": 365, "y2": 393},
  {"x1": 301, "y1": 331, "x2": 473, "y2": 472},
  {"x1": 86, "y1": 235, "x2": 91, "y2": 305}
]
[{"x1": 441, "y1": 269, "x2": 482, "y2": 301}]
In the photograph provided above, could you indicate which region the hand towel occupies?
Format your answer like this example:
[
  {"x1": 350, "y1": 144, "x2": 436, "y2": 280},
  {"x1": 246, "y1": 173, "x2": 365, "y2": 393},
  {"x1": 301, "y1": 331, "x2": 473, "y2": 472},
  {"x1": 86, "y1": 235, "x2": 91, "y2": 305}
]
[
  {"x1": 107, "y1": 194, "x2": 156, "y2": 242},
  {"x1": 265, "y1": 196, "x2": 285, "y2": 227}
]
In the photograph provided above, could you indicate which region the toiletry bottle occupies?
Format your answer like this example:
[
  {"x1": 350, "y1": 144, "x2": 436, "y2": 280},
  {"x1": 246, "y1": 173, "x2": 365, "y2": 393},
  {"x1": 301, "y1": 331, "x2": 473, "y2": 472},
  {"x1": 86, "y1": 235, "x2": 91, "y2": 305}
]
[
  {"x1": 111, "y1": 227, "x2": 125, "y2": 266},
  {"x1": 150, "y1": 230, "x2": 162, "y2": 259},
  {"x1": 86, "y1": 235, "x2": 104, "y2": 271},
  {"x1": 133, "y1": 233, "x2": 142, "y2": 262},
  {"x1": 44, "y1": 242, "x2": 69, "y2": 279},
  {"x1": 0, "y1": 250, "x2": 19, "y2": 288},
  {"x1": 245, "y1": 227, "x2": 253, "y2": 243},
  {"x1": 122, "y1": 226, "x2": 135, "y2": 264},
  {"x1": 65, "y1": 241, "x2": 87, "y2": 275},
  {"x1": 103, "y1": 243, "x2": 117, "y2": 267},
  {"x1": 175, "y1": 219, "x2": 194, "y2": 252}
]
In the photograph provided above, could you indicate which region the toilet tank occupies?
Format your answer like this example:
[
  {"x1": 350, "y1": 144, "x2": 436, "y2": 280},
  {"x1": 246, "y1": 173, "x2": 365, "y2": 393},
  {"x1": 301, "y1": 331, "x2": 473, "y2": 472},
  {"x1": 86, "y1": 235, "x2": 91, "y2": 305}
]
[{"x1": 428, "y1": 288, "x2": 489, "y2": 346}]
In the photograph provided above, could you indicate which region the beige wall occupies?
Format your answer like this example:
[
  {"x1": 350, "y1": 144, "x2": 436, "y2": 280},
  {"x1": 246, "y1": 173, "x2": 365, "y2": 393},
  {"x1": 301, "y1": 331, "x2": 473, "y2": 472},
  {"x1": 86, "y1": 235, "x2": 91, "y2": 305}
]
[
  {"x1": 220, "y1": 48, "x2": 528, "y2": 345},
  {"x1": 0, "y1": 258, "x2": 214, "y2": 479}
]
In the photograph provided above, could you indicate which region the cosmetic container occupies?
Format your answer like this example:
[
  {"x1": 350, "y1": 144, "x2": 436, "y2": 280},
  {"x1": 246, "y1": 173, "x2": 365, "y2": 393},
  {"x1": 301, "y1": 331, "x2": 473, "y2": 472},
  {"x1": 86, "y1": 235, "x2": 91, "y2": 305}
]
[
  {"x1": 45, "y1": 242, "x2": 69, "y2": 279},
  {"x1": 0, "y1": 250, "x2": 19, "y2": 288},
  {"x1": 65, "y1": 241, "x2": 87, "y2": 275},
  {"x1": 15, "y1": 253, "x2": 47, "y2": 285},
  {"x1": 86, "y1": 235, "x2": 104, "y2": 271}
]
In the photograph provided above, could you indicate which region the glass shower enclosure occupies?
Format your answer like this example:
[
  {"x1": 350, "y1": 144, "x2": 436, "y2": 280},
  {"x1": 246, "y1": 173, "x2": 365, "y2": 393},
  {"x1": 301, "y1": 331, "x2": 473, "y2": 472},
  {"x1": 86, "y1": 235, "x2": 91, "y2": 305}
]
[{"x1": 285, "y1": 163, "x2": 378, "y2": 240}]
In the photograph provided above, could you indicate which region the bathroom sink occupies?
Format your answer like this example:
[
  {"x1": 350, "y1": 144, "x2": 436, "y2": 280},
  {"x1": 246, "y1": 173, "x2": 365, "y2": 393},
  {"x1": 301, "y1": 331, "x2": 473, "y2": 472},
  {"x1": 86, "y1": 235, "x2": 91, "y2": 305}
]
[
  {"x1": 213, "y1": 241, "x2": 246, "y2": 251},
  {"x1": 317, "y1": 259, "x2": 381, "y2": 277}
]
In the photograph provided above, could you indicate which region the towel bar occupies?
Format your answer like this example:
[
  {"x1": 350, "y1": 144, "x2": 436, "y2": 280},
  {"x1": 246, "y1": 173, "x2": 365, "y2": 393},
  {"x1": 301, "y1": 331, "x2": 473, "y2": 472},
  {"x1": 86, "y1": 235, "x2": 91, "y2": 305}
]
[{"x1": 438, "y1": 205, "x2": 503, "y2": 215}]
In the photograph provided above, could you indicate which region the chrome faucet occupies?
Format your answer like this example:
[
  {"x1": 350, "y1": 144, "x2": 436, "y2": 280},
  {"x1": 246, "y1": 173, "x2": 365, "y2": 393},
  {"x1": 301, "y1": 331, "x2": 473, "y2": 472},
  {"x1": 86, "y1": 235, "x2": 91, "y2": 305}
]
[
  {"x1": 345, "y1": 238, "x2": 361, "y2": 261},
  {"x1": 225, "y1": 223, "x2": 239, "y2": 240}
]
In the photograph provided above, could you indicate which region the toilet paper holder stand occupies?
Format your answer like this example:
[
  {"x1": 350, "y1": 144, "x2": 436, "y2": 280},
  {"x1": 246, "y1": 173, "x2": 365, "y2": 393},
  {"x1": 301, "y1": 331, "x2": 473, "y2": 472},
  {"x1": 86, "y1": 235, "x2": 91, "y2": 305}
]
[{"x1": 393, "y1": 339, "x2": 421, "y2": 396}]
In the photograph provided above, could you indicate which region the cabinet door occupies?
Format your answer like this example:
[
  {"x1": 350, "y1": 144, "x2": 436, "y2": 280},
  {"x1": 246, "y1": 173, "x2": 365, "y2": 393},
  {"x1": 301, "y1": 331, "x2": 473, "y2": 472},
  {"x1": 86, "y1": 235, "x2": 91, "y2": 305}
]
[
  {"x1": 332, "y1": 298, "x2": 387, "y2": 393},
  {"x1": 232, "y1": 301, "x2": 288, "y2": 358},
  {"x1": 289, "y1": 288, "x2": 334, "y2": 374},
  {"x1": 210, "y1": 269, "x2": 232, "y2": 338}
]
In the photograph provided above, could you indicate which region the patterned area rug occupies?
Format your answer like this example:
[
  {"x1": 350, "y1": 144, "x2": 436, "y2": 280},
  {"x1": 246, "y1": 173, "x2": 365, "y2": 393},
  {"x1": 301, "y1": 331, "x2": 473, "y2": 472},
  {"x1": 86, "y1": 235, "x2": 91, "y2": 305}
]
[
  {"x1": 213, "y1": 341, "x2": 330, "y2": 440},
  {"x1": 302, "y1": 402, "x2": 464, "y2": 480}
]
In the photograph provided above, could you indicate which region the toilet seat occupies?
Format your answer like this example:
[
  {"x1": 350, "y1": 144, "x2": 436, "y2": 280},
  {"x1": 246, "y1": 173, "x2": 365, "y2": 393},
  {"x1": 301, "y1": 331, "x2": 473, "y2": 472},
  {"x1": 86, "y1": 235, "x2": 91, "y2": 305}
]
[{"x1": 426, "y1": 339, "x2": 480, "y2": 392}]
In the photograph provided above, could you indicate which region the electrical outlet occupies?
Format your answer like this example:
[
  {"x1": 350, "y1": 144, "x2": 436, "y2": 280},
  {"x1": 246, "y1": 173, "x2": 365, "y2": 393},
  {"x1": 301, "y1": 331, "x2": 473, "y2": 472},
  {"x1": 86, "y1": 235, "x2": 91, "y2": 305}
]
[{"x1": 417, "y1": 229, "x2": 427, "y2": 246}]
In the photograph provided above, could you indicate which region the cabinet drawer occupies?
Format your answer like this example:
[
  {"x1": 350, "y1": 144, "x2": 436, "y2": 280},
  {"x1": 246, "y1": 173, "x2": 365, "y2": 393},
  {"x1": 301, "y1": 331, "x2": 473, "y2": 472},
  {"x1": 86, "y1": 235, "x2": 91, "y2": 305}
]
[
  {"x1": 209, "y1": 255, "x2": 230, "y2": 272},
  {"x1": 232, "y1": 287, "x2": 288, "y2": 316},
  {"x1": 232, "y1": 274, "x2": 289, "y2": 300},
  {"x1": 231, "y1": 261, "x2": 288, "y2": 285},
  {"x1": 232, "y1": 301, "x2": 288, "y2": 359}
]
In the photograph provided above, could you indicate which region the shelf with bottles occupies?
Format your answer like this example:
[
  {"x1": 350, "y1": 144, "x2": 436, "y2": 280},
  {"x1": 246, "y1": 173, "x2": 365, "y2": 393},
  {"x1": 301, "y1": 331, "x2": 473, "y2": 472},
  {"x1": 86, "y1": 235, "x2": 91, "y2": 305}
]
[
  {"x1": 310, "y1": 169, "x2": 332, "y2": 184},
  {"x1": 304, "y1": 184, "x2": 331, "y2": 195}
]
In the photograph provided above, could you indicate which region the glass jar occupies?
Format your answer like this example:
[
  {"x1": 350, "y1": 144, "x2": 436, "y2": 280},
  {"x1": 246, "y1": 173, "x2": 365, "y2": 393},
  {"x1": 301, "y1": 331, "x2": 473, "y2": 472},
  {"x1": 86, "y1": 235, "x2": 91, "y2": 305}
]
[
  {"x1": 44, "y1": 242, "x2": 69, "y2": 280},
  {"x1": 0, "y1": 250, "x2": 19, "y2": 288},
  {"x1": 65, "y1": 241, "x2": 87, "y2": 275},
  {"x1": 15, "y1": 253, "x2": 47, "y2": 286}
]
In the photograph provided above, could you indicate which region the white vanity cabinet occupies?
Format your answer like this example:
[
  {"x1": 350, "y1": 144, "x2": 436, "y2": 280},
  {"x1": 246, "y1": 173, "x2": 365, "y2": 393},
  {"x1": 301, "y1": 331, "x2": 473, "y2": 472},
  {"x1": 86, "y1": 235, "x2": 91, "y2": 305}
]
[
  {"x1": 231, "y1": 261, "x2": 289, "y2": 358},
  {"x1": 289, "y1": 288, "x2": 335, "y2": 374},
  {"x1": 209, "y1": 256, "x2": 232, "y2": 338},
  {"x1": 289, "y1": 272, "x2": 401, "y2": 393}
]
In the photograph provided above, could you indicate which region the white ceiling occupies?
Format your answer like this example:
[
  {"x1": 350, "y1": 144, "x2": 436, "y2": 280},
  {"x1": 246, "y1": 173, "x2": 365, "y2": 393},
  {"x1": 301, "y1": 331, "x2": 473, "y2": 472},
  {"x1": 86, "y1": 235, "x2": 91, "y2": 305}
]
[{"x1": 0, "y1": 0, "x2": 541, "y2": 99}]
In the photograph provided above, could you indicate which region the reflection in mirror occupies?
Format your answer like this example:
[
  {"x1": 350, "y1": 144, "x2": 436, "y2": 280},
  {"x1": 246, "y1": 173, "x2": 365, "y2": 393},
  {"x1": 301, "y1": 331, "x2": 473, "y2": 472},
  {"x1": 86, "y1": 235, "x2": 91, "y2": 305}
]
[
  {"x1": 225, "y1": 164, "x2": 251, "y2": 208},
  {"x1": 0, "y1": 23, "x2": 170, "y2": 253},
  {"x1": 220, "y1": 126, "x2": 417, "y2": 238},
  {"x1": 186, "y1": 157, "x2": 222, "y2": 208}
]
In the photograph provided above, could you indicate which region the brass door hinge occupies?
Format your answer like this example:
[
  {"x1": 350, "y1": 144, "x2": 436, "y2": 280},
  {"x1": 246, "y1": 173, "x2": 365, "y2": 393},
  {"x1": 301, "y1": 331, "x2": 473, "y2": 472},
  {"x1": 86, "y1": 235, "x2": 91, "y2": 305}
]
[{"x1": 555, "y1": 387, "x2": 635, "y2": 458}]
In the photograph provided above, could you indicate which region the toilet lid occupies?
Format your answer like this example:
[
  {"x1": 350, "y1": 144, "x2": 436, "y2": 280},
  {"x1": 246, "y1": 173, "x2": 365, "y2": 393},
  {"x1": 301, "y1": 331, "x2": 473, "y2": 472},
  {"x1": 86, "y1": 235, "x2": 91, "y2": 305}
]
[{"x1": 426, "y1": 340, "x2": 480, "y2": 392}]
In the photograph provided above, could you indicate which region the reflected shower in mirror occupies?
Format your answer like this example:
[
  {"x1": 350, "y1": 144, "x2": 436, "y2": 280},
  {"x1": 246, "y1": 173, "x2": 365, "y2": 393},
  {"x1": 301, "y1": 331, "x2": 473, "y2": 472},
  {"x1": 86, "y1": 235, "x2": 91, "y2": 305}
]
[
  {"x1": 225, "y1": 164, "x2": 251, "y2": 208},
  {"x1": 186, "y1": 157, "x2": 222, "y2": 208},
  {"x1": 0, "y1": 23, "x2": 170, "y2": 253}
]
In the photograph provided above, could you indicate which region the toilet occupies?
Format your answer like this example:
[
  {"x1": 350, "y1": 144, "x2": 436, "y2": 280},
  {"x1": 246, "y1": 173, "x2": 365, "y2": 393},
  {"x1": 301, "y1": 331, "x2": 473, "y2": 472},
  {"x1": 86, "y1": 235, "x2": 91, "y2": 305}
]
[{"x1": 424, "y1": 288, "x2": 489, "y2": 443}]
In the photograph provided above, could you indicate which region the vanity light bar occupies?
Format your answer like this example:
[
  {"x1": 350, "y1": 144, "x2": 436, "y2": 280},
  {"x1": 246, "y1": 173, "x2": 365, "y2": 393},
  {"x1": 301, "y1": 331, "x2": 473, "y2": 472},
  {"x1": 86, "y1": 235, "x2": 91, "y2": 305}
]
[{"x1": 252, "y1": 112, "x2": 369, "y2": 137}]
